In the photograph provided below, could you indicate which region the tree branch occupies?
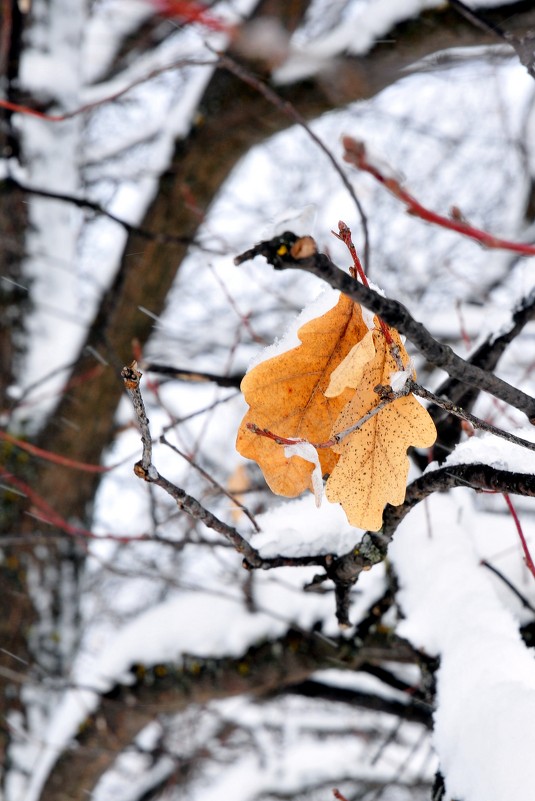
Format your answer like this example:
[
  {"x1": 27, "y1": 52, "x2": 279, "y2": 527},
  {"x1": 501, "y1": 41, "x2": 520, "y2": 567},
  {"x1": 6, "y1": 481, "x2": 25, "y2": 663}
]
[
  {"x1": 427, "y1": 286, "x2": 535, "y2": 460},
  {"x1": 5, "y1": 176, "x2": 224, "y2": 252},
  {"x1": 122, "y1": 362, "x2": 264, "y2": 565},
  {"x1": 217, "y1": 52, "x2": 370, "y2": 270},
  {"x1": 342, "y1": 136, "x2": 535, "y2": 257},
  {"x1": 451, "y1": 0, "x2": 535, "y2": 80},
  {"x1": 235, "y1": 233, "x2": 535, "y2": 422},
  {"x1": 281, "y1": 678, "x2": 432, "y2": 727},
  {"x1": 123, "y1": 357, "x2": 535, "y2": 626},
  {"x1": 324, "y1": 462, "x2": 535, "y2": 621},
  {"x1": 144, "y1": 362, "x2": 244, "y2": 388},
  {"x1": 40, "y1": 627, "x2": 419, "y2": 801}
]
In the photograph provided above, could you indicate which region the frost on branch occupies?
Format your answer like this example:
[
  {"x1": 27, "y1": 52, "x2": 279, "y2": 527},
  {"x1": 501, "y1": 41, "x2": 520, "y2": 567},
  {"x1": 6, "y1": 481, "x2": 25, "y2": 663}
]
[{"x1": 236, "y1": 274, "x2": 436, "y2": 531}]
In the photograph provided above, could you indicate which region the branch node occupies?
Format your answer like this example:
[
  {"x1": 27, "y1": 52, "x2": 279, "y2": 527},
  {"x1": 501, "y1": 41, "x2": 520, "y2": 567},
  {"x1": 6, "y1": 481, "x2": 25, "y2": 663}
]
[
  {"x1": 121, "y1": 361, "x2": 142, "y2": 389},
  {"x1": 134, "y1": 461, "x2": 149, "y2": 480}
]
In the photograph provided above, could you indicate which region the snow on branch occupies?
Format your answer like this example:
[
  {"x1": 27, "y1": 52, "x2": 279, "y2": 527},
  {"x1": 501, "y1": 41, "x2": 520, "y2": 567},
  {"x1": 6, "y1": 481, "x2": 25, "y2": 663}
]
[
  {"x1": 33, "y1": 625, "x2": 419, "y2": 801},
  {"x1": 390, "y1": 489, "x2": 535, "y2": 801}
]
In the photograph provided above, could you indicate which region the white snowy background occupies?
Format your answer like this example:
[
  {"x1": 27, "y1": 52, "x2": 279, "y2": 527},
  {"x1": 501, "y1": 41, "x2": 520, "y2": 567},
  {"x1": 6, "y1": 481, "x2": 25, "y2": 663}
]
[{"x1": 3, "y1": 0, "x2": 535, "y2": 800}]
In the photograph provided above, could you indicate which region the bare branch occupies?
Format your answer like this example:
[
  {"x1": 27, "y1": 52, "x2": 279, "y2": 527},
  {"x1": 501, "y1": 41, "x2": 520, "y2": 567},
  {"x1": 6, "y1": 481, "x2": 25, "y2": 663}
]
[
  {"x1": 159, "y1": 435, "x2": 261, "y2": 533},
  {"x1": 121, "y1": 362, "x2": 264, "y2": 566},
  {"x1": 217, "y1": 52, "x2": 371, "y2": 270},
  {"x1": 382, "y1": 462, "x2": 535, "y2": 537},
  {"x1": 145, "y1": 362, "x2": 244, "y2": 388},
  {"x1": 40, "y1": 627, "x2": 419, "y2": 801},
  {"x1": 450, "y1": 0, "x2": 535, "y2": 80},
  {"x1": 281, "y1": 678, "x2": 432, "y2": 727},
  {"x1": 433, "y1": 285, "x2": 535, "y2": 409},
  {"x1": 6, "y1": 177, "x2": 224, "y2": 253},
  {"x1": 411, "y1": 382, "x2": 535, "y2": 453},
  {"x1": 150, "y1": 369, "x2": 533, "y2": 623}
]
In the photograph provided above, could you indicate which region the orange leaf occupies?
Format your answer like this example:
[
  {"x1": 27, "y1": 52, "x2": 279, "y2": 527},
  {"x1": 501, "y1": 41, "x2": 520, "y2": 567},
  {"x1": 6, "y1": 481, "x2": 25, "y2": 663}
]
[
  {"x1": 236, "y1": 292, "x2": 368, "y2": 496},
  {"x1": 325, "y1": 328, "x2": 436, "y2": 531}
]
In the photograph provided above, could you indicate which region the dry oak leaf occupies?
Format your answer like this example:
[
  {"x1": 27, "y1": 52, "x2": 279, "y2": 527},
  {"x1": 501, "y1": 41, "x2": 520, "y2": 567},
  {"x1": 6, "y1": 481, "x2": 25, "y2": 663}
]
[
  {"x1": 324, "y1": 329, "x2": 375, "y2": 398},
  {"x1": 325, "y1": 327, "x2": 436, "y2": 531},
  {"x1": 236, "y1": 292, "x2": 368, "y2": 497}
]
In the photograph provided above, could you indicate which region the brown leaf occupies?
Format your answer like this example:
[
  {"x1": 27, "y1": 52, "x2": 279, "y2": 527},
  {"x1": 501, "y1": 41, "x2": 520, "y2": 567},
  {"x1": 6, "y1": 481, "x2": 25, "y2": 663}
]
[
  {"x1": 236, "y1": 293, "x2": 368, "y2": 496},
  {"x1": 325, "y1": 328, "x2": 436, "y2": 531}
]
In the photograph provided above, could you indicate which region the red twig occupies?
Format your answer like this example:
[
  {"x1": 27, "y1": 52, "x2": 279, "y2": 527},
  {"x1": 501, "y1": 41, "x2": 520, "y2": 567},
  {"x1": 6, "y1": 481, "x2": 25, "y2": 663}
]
[
  {"x1": 60, "y1": 364, "x2": 105, "y2": 393},
  {"x1": 333, "y1": 220, "x2": 394, "y2": 348},
  {"x1": 0, "y1": 430, "x2": 113, "y2": 474},
  {"x1": 246, "y1": 390, "x2": 395, "y2": 448},
  {"x1": 342, "y1": 136, "x2": 535, "y2": 258},
  {"x1": 333, "y1": 790, "x2": 350, "y2": 801},
  {"x1": 455, "y1": 299, "x2": 472, "y2": 351},
  {"x1": 4, "y1": 365, "x2": 104, "y2": 421},
  {"x1": 503, "y1": 492, "x2": 535, "y2": 579},
  {"x1": 0, "y1": 99, "x2": 67, "y2": 121},
  {"x1": 0, "y1": 58, "x2": 214, "y2": 123},
  {"x1": 332, "y1": 220, "x2": 368, "y2": 284},
  {"x1": 151, "y1": 0, "x2": 232, "y2": 31},
  {"x1": 0, "y1": 468, "x2": 136, "y2": 542}
]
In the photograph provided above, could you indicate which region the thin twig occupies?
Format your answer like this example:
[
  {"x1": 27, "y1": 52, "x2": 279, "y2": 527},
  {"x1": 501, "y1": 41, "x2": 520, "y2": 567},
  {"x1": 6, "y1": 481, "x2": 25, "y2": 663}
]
[
  {"x1": 121, "y1": 362, "x2": 153, "y2": 471},
  {"x1": 145, "y1": 363, "x2": 243, "y2": 388},
  {"x1": 7, "y1": 177, "x2": 223, "y2": 253},
  {"x1": 0, "y1": 430, "x2": 114, "y2": 473},
  {"x1": 160, "y1": 435, "x2": 260, "y2": 532},
  {"x1": 216, "y1": 52, "x2": 370, "y2": 271},
  {"x1": 450, "y1": 0, "x2": 535, "y2": 80},
  {"x1": 433, "y1": 285, "x2": 535, "y2": 409},
  {"x1": 0, "y1": 57, "x2": 216, "y2": 121},
  {"x1": 503, "y1": 492, "x2": 535, "y2": 579},
  {"x1": 480, "y1": 560, "x2": 535, "y2": 612},
  {"x1": 121, "y1": 363, "x2": 264, "y2": 565},
  {"x1": 411, "y1": 382, "x2": 535, "y2": 454},
  {"x1": 449, "y1": 0, "x2": 505, "y2": 39},
  {"x1": 334, "y1": 221, "x2": 395, "y2": 348},
  {"x1": 328, "y1": 394, "x2": 392, "y2": 444},
  {"x1": 247, "y1": 393, "x2": 393, "y2": 449},
  {"x1": 0, "y1": 467, "x2": 136, "y2": 542}
]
